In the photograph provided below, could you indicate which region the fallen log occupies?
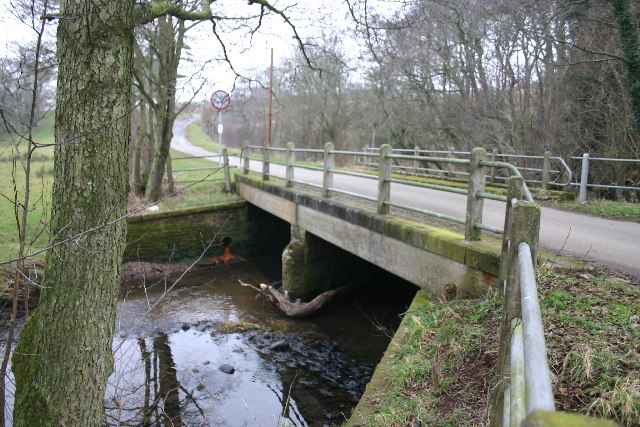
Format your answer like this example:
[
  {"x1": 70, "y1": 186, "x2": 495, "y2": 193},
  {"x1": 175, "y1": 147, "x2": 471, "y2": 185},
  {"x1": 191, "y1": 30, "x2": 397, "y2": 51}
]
[{"x1": 238, "y1": 275, "x2": 369, "y2": 318}]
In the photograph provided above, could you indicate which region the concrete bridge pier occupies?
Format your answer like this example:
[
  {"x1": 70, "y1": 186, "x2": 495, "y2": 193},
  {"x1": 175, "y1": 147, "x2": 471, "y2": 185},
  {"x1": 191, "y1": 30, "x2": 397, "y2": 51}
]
[{"x1": 282, "y1": 225, "x2": 368, "y2": 301}]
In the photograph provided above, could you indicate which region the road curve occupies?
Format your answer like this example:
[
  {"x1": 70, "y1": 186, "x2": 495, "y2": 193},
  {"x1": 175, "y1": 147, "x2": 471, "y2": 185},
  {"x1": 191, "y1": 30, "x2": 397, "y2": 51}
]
[{"x1": 171, "y1": 117, "x2": 640, "y2": 278}]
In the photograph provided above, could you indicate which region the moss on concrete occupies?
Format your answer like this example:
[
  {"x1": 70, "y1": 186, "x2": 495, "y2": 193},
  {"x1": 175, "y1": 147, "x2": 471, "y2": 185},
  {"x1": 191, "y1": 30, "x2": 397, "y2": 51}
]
[
  {"x1": 125, "y1": 202, "x2": 289, "y2": 262},
  {"x1": 236, "y1": 174, "x2": 502, "y2": 280},
  {"x1": 521, "y1": 410, "x2": 618, "y2": 427},
  {"x1": 465, "y1": 240, "x2": 501, "y2": 276},
  {"x1": 281, "y1": 240, "x2": 329, "y2": 301}
]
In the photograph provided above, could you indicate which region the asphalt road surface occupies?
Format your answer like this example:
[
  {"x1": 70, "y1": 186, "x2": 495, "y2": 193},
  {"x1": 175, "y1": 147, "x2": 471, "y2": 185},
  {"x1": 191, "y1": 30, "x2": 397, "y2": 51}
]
[{"x1": 172, "y1": 117, "x2": 640, "y2": 279}]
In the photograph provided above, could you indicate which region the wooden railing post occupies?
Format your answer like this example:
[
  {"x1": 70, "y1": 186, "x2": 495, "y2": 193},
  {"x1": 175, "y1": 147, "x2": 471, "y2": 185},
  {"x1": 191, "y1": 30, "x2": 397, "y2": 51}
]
[
  {"x1": 494, "y1": 200, "x2": 541, "y2": 426},
  {"x1": 222, "y1": 148, "x2": 231, "y2": 192},
  {"x1": 262, "y1": 142, "x2": 270, "y2": 181},
  {"x1": 285, "y1": 142, "x2": 295, "y2": 188},
  {"x1": 243, "y1": 145, "x2": 250, "y2": 175},
  {"x1": 323, "y1": 142, "x2": 334, "y2": 198},
  {"x1": 541, "y1": 150, "x2": 551, "y2": 192},
  {"x1": 465, "y1": 147, "x2": 487, "y2": 240},
  {"x1": 377, "y1": 144, "x2": 392, "y2": 214},
  {"x1": 504, "y1": 201, "x2": 541, "y2": 332}
]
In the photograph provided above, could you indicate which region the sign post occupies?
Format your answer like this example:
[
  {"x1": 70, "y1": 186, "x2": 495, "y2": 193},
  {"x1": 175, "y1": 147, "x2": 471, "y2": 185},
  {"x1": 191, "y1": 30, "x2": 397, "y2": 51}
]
[{"x1": 210, "y1": 90, "x2": 231, "y2": 156}]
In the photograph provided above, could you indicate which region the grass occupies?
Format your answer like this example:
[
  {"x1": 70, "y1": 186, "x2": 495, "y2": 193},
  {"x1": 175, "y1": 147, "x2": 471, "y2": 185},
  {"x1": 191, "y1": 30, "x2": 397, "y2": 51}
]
[
  {"x1": 0, "y1": 110, "x2": 55, "y2": 148},
  {"x1": 184, "y1": 119, "x2": 241, "y2": 157},
  {"x1": 156, "y1": 149, "x2": 242, "y2": 211},
  {"x1": 539, "y1": 266, "x2": 640, "y2": 425},
  {"x1": 184, "y1": 119, "x2": 326, "y2": 169},
  {"x1": 354, "y1": 292, "x2": 502, "y2": 426},
  {"x1": 0, "y1": 126, "x2": 55, "y2": 263},
  {"x1": 556, "y1": 200, "x2": 640, "y2": 222},
  {"x1": 0, "y1": 119, "x2": 242, "y2": 262},
  {"x1": 353, "y1": 265, "x2": 640, "y2": 426}
]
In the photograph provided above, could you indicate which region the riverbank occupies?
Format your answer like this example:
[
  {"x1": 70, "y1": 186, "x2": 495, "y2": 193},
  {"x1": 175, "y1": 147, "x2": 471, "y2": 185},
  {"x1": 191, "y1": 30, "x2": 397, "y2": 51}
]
[{"x1": 347, "y1": 263, "x2": 639, "y2": 426}]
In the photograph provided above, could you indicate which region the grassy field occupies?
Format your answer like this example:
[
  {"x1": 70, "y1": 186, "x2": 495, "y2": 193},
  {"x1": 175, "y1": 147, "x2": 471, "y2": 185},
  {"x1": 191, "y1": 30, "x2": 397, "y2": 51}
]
[
  {"x1": 184, "y1": 119, "x2": 326, "y2": 168},
  {"x1": 0, "y1": 118, "x2": 241, "y2": 262},
  {"x1": 184, "y1": 119, "x2": 241, "y2": 157},
  {"x1": 556, "y1": 200, "x2": 640, "y2": 222},
  {"x1": 354, "y1": 264, "x2": 639, "y2": 426},
  {"x1": 0, "y1": 112, "x2": 56, "y2": 263}
]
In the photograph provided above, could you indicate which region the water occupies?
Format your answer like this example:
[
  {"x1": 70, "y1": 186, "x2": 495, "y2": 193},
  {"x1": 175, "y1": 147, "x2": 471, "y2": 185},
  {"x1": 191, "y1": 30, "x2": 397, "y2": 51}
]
[{"x1": 108, "y1": 258, "x2": 416, "y2": 426}]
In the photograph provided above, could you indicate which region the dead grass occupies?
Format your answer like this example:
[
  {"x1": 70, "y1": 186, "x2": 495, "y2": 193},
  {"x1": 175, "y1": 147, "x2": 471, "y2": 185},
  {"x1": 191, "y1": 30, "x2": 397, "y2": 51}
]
[{"x1": 539, "y1": 265, "x2": 640, "y2": 425}]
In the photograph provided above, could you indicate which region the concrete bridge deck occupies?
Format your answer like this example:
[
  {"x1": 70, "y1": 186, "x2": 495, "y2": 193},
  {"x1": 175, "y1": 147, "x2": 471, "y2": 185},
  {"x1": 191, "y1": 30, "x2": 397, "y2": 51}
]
[{"x1": 236, "y1": 173, "x2": 501, "y2": 298}]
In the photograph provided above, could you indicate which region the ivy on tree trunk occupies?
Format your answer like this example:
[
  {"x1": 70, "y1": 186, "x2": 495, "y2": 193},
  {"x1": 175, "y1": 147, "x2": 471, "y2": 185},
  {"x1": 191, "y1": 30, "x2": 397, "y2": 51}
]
[{"x1": 611, "y1": 0, "x2": 640, "y2": 132}]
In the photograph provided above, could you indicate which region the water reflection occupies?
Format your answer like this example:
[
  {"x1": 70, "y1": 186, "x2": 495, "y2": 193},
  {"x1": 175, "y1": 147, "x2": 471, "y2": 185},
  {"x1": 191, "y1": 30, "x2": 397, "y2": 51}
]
[{"x1": 107, "y1": 260, "x2": 415, "y2": 426}]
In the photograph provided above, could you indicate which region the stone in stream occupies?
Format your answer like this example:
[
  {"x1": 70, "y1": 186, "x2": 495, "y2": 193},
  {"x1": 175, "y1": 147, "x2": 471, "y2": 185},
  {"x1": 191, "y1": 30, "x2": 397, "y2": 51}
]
[
  {"x1": 269, "y1": 340, "x2": 290, "y2": 351},
  {"x1": 219, "y1": 364, "x2": 235, "y2": 374}
]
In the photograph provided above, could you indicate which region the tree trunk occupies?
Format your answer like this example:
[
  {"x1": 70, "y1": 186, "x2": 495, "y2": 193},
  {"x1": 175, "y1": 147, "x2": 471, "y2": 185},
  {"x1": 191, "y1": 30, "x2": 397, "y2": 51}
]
[
  {"x1": 12, "y1": 0, "x2": 134, "y2": 425},
  {"x1": 611, "y1": 0, "x2": 640, "y2": 132},
  {"x1": 132, "y1": 100, "x2": 148, "y2": 195},
  {"x1": 144, "y1": 15, "x2": 184, "y2": 202}
]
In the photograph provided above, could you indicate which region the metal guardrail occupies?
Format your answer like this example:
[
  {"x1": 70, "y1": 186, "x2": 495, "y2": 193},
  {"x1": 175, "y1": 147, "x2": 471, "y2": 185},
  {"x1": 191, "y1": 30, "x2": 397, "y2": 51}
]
[
  {"x1": 172, "y1": 149, "x2": 232, "y2": 191},
  {"x1": 360, "y1": 146, "x2": 573, "y2": 190},
  {"x1": 572, "y1": 154, "x2": 640, "y2": 202},
  {"x1": 361, "y1": 146, "x2": 640, "y2": 202},
  {"x1": 498, "y1": 179, "x2": 555, "y2": 425}
]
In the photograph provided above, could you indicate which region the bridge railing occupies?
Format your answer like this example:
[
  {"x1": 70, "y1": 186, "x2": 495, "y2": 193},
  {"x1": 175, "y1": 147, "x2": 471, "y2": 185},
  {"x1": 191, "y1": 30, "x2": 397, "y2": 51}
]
[
  {"x1": 496, "y1": 176, "x2": 555, "y2": 425},
  {"x1": 243, "y1": 143, "x2": 532, "y2": 241},
  {"x1": 242, "y1": 142, "x2": 566, "y2": 424},
  {"x1": 360, "y1": 145, "x2": 573, "y2": 191}
]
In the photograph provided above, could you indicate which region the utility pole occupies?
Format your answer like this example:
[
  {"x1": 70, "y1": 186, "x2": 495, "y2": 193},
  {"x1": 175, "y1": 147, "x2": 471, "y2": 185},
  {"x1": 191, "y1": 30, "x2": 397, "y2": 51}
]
[{"x1": 267, "y1": 48, "x2": 273, "y2": 145}]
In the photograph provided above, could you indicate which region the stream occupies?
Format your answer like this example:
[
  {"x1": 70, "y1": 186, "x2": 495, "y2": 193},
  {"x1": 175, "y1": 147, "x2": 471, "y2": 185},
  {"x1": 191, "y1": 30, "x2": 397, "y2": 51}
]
[{"x1": 107, "y1": 257, "x2": 416, "y2": 426}]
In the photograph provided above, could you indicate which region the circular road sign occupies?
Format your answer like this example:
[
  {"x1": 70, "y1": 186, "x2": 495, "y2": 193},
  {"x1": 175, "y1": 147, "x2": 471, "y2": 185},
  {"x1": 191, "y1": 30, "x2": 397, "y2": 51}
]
[{"x1": 211, "y1": 90, "x2": 231, "y2": 110}]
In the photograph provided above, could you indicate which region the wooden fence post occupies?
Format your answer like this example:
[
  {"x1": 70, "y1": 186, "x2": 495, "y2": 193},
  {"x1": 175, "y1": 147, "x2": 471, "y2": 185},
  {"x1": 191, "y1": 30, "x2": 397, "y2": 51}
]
[
  {"x1": 323, "y1": 142, "x2": 334, "y2": 198},
  {"x1": 377, "y1": 144, "x2": 392, "y2": 214},
  {"x1": 447, "y1": 146, "x2": 455, "y2": 177},
  {"x1": 465, "y1": 147, "x2": 487, "y2": 240},
  {"x1": 490, "y1": 149, "x2": 497, "y2": 183},
  {"x1": 499, "y1": 176, "x2": 524, "y2": 288}
]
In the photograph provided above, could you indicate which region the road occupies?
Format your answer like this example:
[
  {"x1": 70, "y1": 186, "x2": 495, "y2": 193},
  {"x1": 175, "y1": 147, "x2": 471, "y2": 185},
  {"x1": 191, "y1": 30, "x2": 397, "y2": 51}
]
[{"x1": 172, "y1": 117, "x2": 640, "y2": 278}]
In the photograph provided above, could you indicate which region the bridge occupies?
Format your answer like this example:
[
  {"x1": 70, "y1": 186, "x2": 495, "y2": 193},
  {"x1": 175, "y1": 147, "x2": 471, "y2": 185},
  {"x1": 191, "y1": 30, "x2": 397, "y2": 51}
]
[
  {"x1": 172, "y1": 118, "x2": 640, "y2": 278},
  {"x1": 233, "y1": 143, "x2": 559, "y2": 424},
  {"x1": 221, "y1": 141, "x2": 624, "y2": 426},
  {"x1": 170, "y1": 118, "x2": 622, "y2": 425}
]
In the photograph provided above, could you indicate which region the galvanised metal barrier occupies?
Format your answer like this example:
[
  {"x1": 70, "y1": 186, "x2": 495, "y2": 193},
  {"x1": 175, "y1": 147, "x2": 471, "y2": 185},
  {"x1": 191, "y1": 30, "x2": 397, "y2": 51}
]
[
  {"x1": 572, "y1": 154, "x2": 640, "y2": 202},
  {"x1": 360, "y1": 145, "x2": 573, "y2": 191},
  {"x1": 172, "y1": 149, "x2": 232, "y2": 192},
  {"x1": 497, "y1": 176, "x2": 555, "y2": 425}
]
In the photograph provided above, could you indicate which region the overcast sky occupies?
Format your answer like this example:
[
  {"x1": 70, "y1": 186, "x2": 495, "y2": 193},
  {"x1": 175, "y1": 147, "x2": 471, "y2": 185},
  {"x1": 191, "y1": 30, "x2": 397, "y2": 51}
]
[{"x1": 0, "y1": 0, "x2": 401, "y2": 102}]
